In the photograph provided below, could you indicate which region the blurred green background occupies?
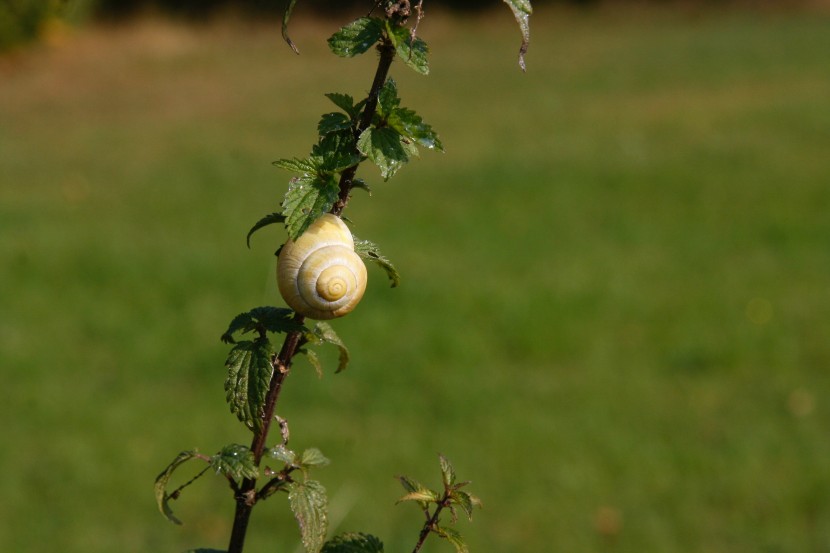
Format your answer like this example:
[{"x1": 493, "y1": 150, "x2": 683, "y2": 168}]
[{"x1": 2, "y1": 3, "x2": 829, "y2": 553}]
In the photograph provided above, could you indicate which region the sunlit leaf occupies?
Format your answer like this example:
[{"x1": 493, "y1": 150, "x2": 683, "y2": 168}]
[
  {"x1": 288, "y1": 479, "x2": 329, "y2": 553},
  {"x1": 282, "y1": 174, "x2": 340, "y2": 240},
  {"x1": 386, "y1": 24, "x2": 429, "y2": 75},
  {"x1": 386, "y1": 107, "x2": 443, "y2": 151},
  {"x1": 300, "y1": 448, "x2": 331, "y2": 469},
  {"x1": 439, "y1": 454, "x2": 456, "y2": 489},
  {"x1": 224, "y1": 337, "x2": 274, "y2": 431},
  {"x1": 357, "y1": 127, "x2": 408, "y2": 180},
  {"x1": 353, "y1": 238, "x2": 400, "y2": 287},
  {"x1": 328, "y1": 18, "x2": 384, "y2": 58},
  {"x1": 210, "y1": 444, "x2": 258, "y2": 483}
]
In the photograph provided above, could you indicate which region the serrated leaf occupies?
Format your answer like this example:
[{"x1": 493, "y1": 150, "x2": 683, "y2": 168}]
[
  {"x1": 377, "y1": 79, "x2": 400, "y2": 118},
  {"x1": 439, "y1": 454, "x2": 456, "y2": 489},
  {"x1": 300, "y1": 448, "x2": 331, "y2": 468},
  {"x1": 282, "y1": 174, "x2": 340, "y2": 240},
  {"x1": 503, "y1": 0, "x2": 532, "y2": 71},
  {"x1": 322, "y1": 532, "x2": 384, "y2": 553},
  {"x1": 224, "y1": 338, "x2": 274, "y2": 431},
  {"x1": 281, "y1": 0, "x2": 300, "y2": 54},
  {"x1": 318, "y1": 112, "x2": 353, "y2": 136},
  {"x1": 306, "y1": 321, "x2": 350, "y2": 373},
  {"x1": 274, "y1": 157, "x2": 321, "y2": 174},
  {"x1": 154, "y1": 450, "x2": 199, "y2": 525},
  {"x1": 210, "y1": 444, "x2": 258, "y2": 483},
  {"x1": 357, "y1": 127, "x2": 408, "y2": 180},
  {"x1": 268, "y1": 444, "x2": 297, "y2": 465},
  {"x1": 451, "y1": 490, "x2": 481, "y2": 521},
  {"x1": 387, "y1": 107, "x2": 443, "y2": 151},
  {"x1": 288, "y1": 479, "x2": 329, "y2": 553},
  {"x1": 435, "y1": 526, "x2": 468, "y2": 553},
  {"x1": 313, "y1": 130, "x2": 361, "y2": 173},
  {"x1": 325, "y1": 93, "x2": 357, "y2": 118},
  {"x1": 246, "y1": 212, "x2": 286, "y2": 248},
  {"x1": 328, "y1": 17, "x2": 384, "y2": 58},
  {"x1": 353, "y1": 238, "x2": 400, "y2": 288},
  {"x1": 396, "y1": 475, "x2": 435, "y2": 510},
  {"x1": 387, "y1": 24, "x2": 429, "y2": 75},
  {"x1": 221, "y1": 306, "x2": 303, "y2": 344}
]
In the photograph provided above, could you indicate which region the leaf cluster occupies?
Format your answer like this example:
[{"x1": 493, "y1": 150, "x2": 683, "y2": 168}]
[{"x1": 397, "y1": 455, "x2": 481, "y2": 553}]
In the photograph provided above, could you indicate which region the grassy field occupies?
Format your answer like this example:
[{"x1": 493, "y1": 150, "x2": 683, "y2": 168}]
[{"x1": 1, "y1": 5, "x2": 829, "y2": 552}]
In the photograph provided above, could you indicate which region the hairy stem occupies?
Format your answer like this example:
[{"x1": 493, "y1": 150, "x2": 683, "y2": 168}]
[{"x1": 227, "y1": 32, "x2": 399, "y2": 553}]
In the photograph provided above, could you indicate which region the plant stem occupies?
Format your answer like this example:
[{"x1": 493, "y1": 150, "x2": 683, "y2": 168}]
[
  {"x1": 331, "y1": 38, "x2": 396, "y2": 216},
  {"x1": 411, "y1": 497, "x2": 449, "y2": 553},
  {"x1": 227, "y1": 317, "x2": 304, "y2": 553},
  {"x1": 226, "y1": 32, "x2": 398, "y2": 553}
]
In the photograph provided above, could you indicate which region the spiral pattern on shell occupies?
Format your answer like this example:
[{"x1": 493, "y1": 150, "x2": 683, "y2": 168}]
[{"x1": 277, "y1": 214, "x2": 368, "y2": 320}]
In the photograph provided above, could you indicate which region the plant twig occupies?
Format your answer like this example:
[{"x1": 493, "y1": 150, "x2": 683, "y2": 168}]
[
  {"x1": 411, "y1": 494, "x2": 450, "y2": 553},
  {"x1": 227, "y1": 31, "x2": 399, "y2": 553}
]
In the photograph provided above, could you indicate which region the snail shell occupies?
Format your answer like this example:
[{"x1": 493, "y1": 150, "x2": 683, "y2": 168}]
[{"x1": 277, "y1": 214, "x2": 368, "y2": 320}]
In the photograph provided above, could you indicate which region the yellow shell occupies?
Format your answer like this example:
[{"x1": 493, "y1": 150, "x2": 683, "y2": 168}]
[{"x1": 277, "y1": 214, "x2": 368, "y2": 320}]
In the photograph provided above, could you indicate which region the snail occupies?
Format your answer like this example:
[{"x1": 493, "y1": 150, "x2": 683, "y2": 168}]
[{"x1": 277, "y1": 213, "x2": 368, "y2": 320}]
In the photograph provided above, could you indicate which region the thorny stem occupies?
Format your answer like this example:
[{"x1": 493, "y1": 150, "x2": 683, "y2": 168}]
[
  {"x1": 411, "y1": 494, "x2": 450, "y2": 553},
  {"x1": 227, "y1": 27, "x2": 400, "y2": 553}
]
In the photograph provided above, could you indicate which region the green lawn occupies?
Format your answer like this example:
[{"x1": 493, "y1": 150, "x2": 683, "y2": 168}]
[{"x1": 1, "y1": 6, "x2": 829, "y2": 552}]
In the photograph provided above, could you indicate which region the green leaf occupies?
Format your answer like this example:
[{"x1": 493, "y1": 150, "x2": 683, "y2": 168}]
[
  {"x1": 221, "y1": 306, "x2": 303, "y2": 344},
  {"x1": 503, "y1": 0, "x2": 532, "y2": 71},
  {"x1": 282, "y1": 174, "x2": 340, "y2": 240},
  {"x1": 313, "y1": 130, "x2": 361, "y2": 173},
  {"x1": 322, "y1": 533, "x2": 384, "y2": 553},
  {"x1": 387, "y1": 107, "x2": 443, "y2": 151},
  {"x1": 396, "y1": 475, "x2": 435, "y2": 510},
  {"x1": 353, "y1": 238, "x2": 400, "y2": 287},
  {"x1": 376, "y1": 78, "x2": 401, "y2": 118},
  {"x1": 396, "y1": 490, "x2": 439, "y2": 504},
  {"x1": 305, "y1": 348, "x2": 324, "y2": 378},
  {"x1": 328, "y1": 17, "x2": 384, "y2": 58},
  {"x1": 300, "y1": 448, "x2": 331, "y2": 469},
  {"x1": 439, "y1": 454, "x2": 456, "y2": 489},
  {"x1": 351, "y1": 178, "x2": 371, "y2": 194},
  {"x1": 386, "y1": 24, "x2": 429, "y2": 75},
  {"x1": 318, "y1": 112, "x2": 353, "y2": 136},
  {"x1": 154, "y1": 450, "x2": 199, "y2": 525},
  {"x1": 305, "y1": 321, "x2": 350, "y2": 373},
  {"x1": 274, "y1": 157, "x2": 321, "y2": 174},
  {"x1": 268, "y1": 444, "x2": 297, "y2": 465},
  {"x1": 224, "y1": 337, "x2": 274, "y2": 431},
  {"x1": 451, "y1": 490, "x2": 481, "y2": 521},
  {"x1": 210, "y1": 444, "x2": 258, "y2": 483},
  {"x1": 246, "y1": 212, "x2": 286, "y2": 248},
  {"x1": 288, "y1": 479, "x2": 329, "y2": 553},
  {"x1": 325, "y1": 93, "x2": 358, "y2": 118},
  {"x1": 281, "y1": 0, "x2": 300, "y2": 54},
  {"x1": 357, "y1": 127, "x2": 408, "y2": 180},
  {"x1": 435, "y1": 526, "x2": 468, "y2": 553}
]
